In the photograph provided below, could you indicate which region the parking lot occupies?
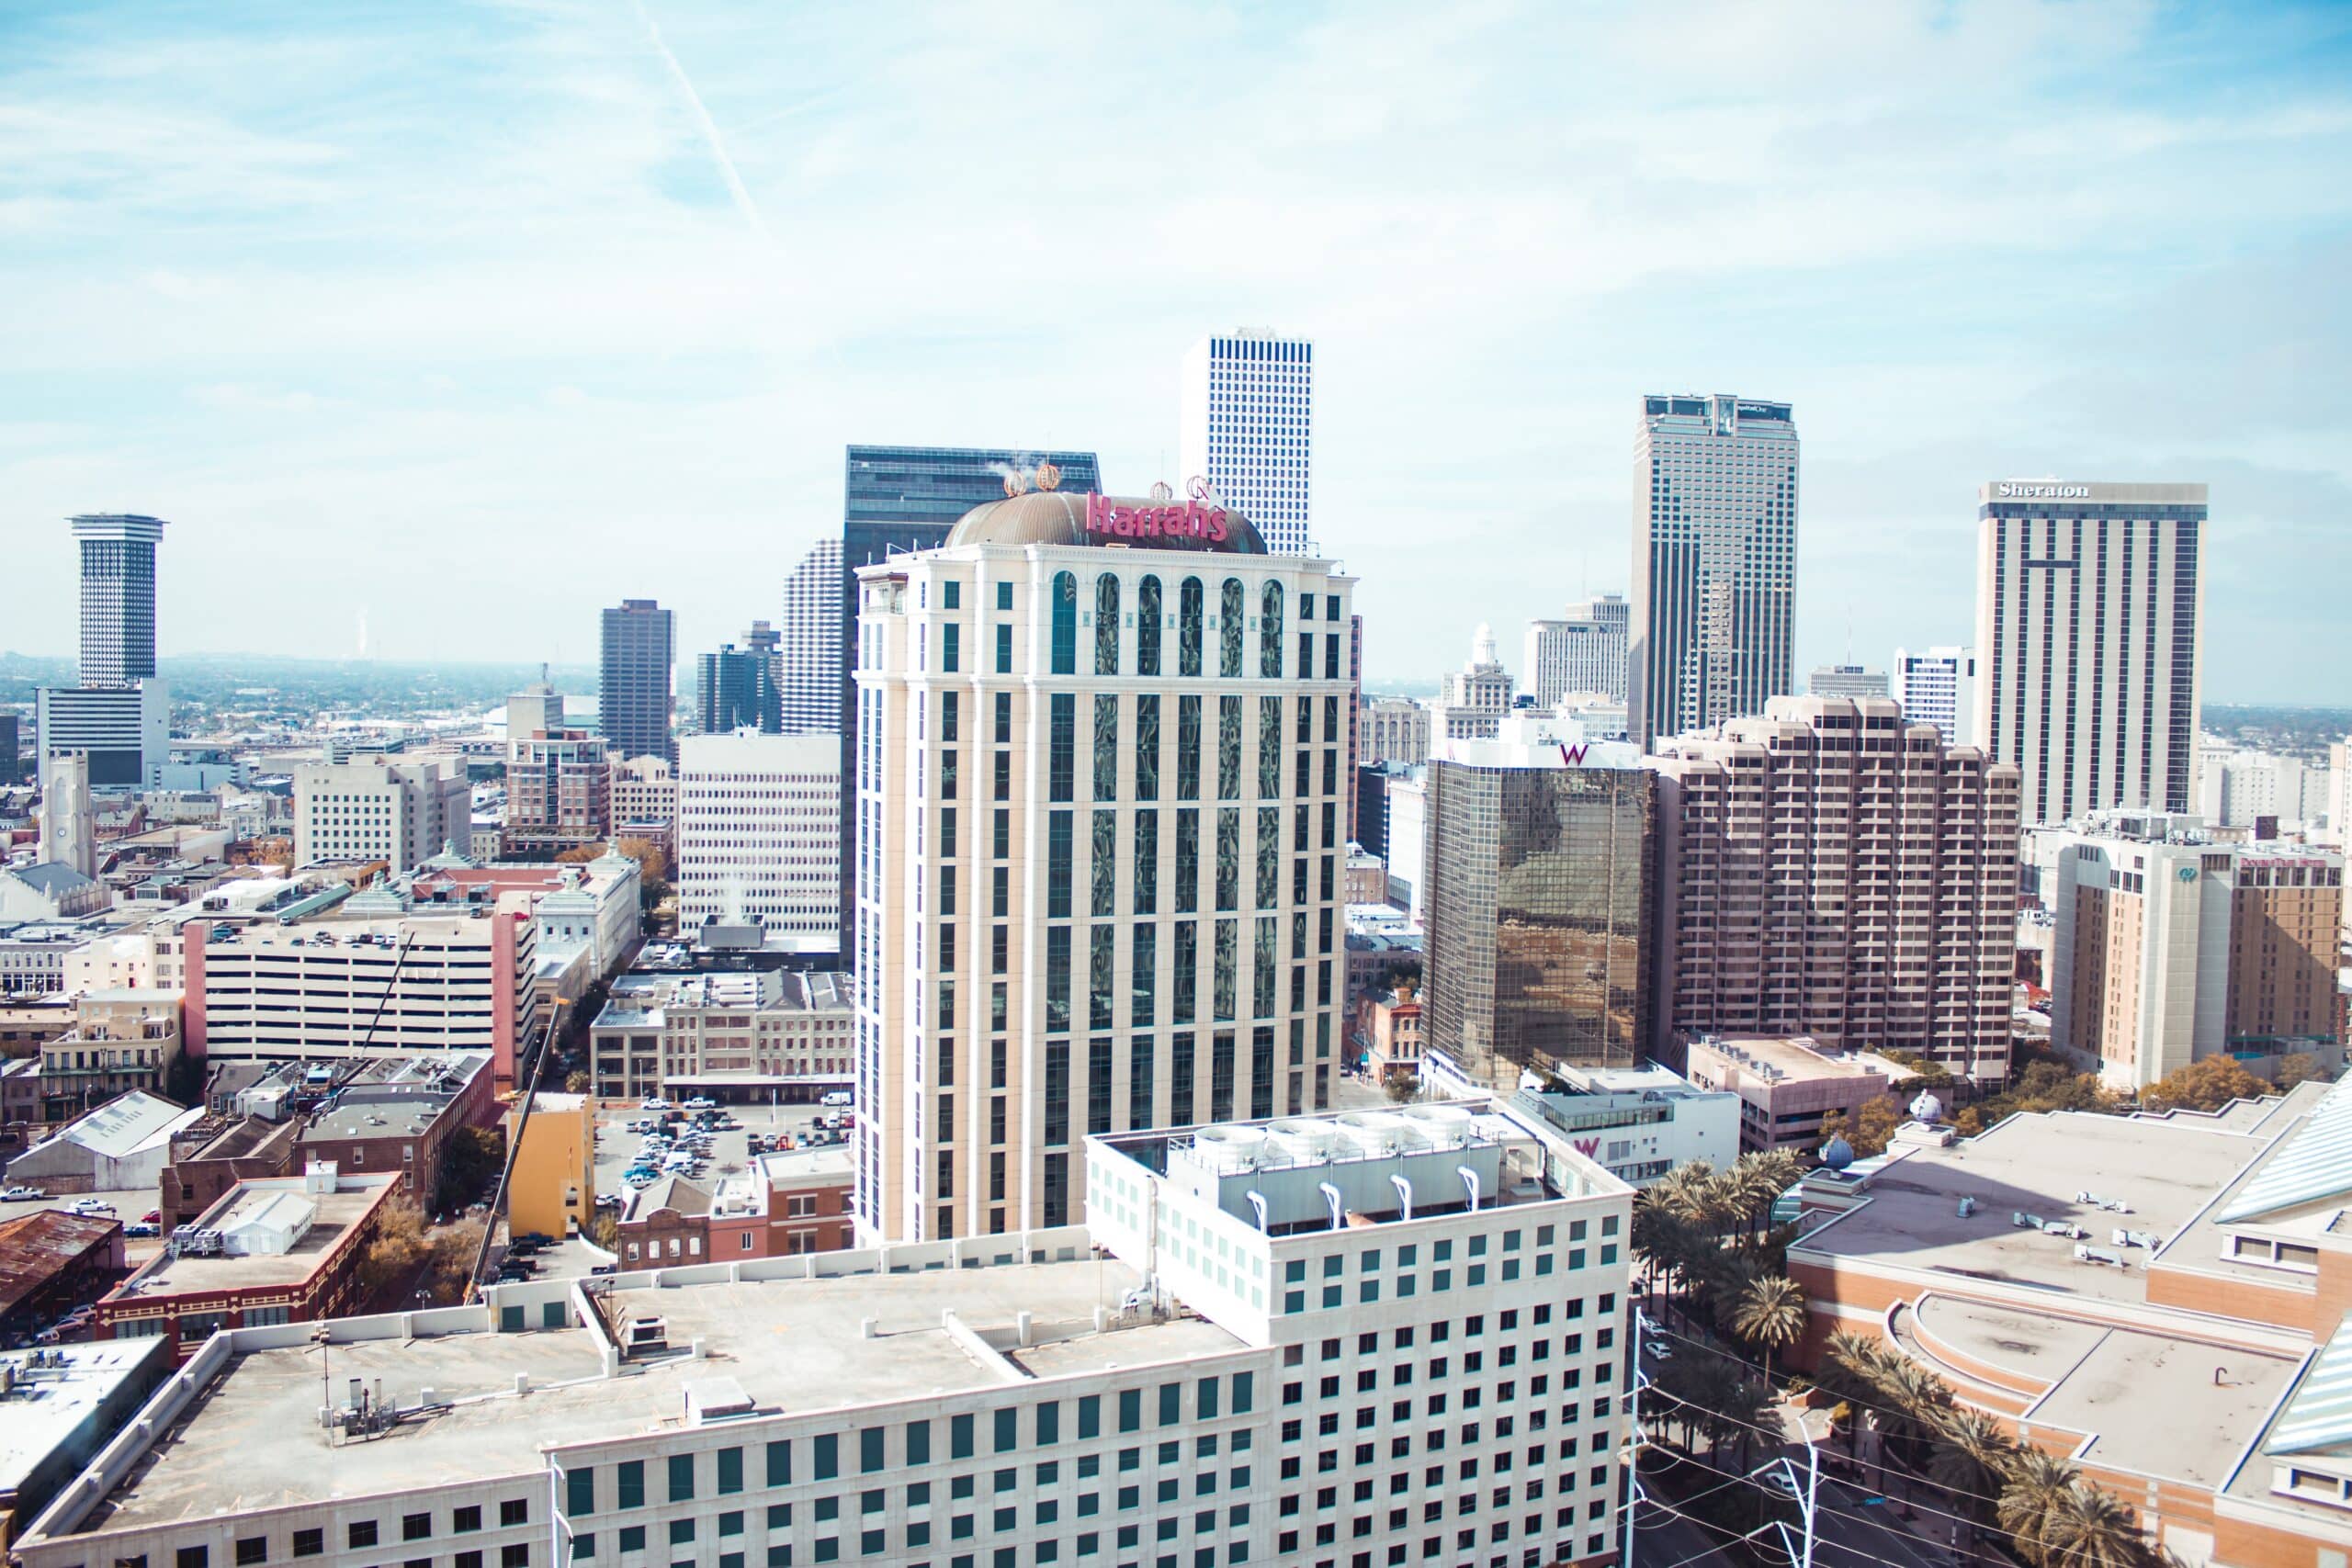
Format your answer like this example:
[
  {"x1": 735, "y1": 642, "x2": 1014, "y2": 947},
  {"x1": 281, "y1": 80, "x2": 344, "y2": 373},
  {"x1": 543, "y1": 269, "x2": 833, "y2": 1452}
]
[{"x1": 590, "y1": 1099, "x2": 853, "y2": 1214}]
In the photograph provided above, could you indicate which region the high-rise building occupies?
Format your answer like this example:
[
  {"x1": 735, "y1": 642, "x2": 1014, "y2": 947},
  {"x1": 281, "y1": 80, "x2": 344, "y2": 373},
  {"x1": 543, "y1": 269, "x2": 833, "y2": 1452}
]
[
  {"x1": 1972, "y1": 479, "x2": 2205, "y2": 824},
  {"x1": 1179, "y1": 332, "x2": 1313, "y2": 555},
  {"x1": 2047, "y1": 813, "x2": 2343, "y2": 1089},
  {"x1": 1628, "y1": 395, "x2": 1800, "y2": 747},
  {"x1": 838, "y1": 446, "x2": 1102, "y2": 954},
  {"x1": 2198, "y1": 747, "x2": 2330, "y2": 829},
  {"x1": 608, "y1": 755, "x2": 678, "y2": 852},
  {"x1": 1651, "y1": 695, "x2": 2021, "y2": 1082},
  {"x1": 37, "y1": 514, "x2": 170, "y2": 788},
  {"x1": 1892, "y1": 645, "x2": 1975, "y2": 746},
  {"x1": 72, "y1": 513, "x2": 164, "y2": 686},
  {"x1": 504, "y1": 729, "x2": 610, "y2": 855},
  {"x1": 0, "y1": 714, "x2": 20, "y2": 785},
  {"x1": 599, "y1": 599, "x2": 675, "y2": 764},
  {"x1": 1420, "y1": 714, "x2": 1657, "y2": 1085},
  {"x1": 1431, "y1": 624, "x2": 1512, "y2": 750},
  {"x1": 1357, "y1": 696, "x2": 1430, "y2": 768},
  {"x1": 1522, "y1": 592, "x2": 1629, "y2": 705},
  {"x1": 696, "y1": 625, "x2": 784, "y2": 737},
  {"x1": 853, "y1": 486, "x2": 1353, "y2": 1240},
  {"x1": 779, "y1": 538, "x2": 844, "y2": 733},
  {"x1": 292, "y1": 756, "x2": 470, "y2": 871},
  {"x1": 675, "y1": 732, "x2": 840, "y2": 947},
  {"x1": 38, "y1": 751, "x2": 95, "y2": 878},
  {"x1": 1807, "y1": 663, "x2": 1889, "y2": 700},
  {"x1": 505, "y1": 676, "x2": 563, "y2": 746}
]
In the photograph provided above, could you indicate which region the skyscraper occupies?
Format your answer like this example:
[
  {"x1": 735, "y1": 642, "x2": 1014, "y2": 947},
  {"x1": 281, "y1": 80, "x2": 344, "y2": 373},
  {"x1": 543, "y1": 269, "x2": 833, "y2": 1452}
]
[
  {"x1": 1419, "y1": 716, "x2": 1657, "y2": 1084},
  {"x1": 1522, "y1": 592, "x2": 1629, "y2": 705},
  {"x1": 1179, "y1": 332, "x2": 1313, "y2": 555},
  {"x1": 1651, "y1": 696, "x2": 2020, "y2": 1082},
  {"x1": 1807, "y1": 663, "x2": 1889, "y2": 700},
  {"x1": 697, "y1": 622, "x2": 783, "y2": 736},
  {"x1": 36, "y1": 513, "x2": 169, "y2": 787},
  {"x1": 778, "y1": 538, "x2": 843, "y2": 733},
  {"x1": 838, "y1": 445, "x2": 1102, "y2": 954},
  {"x1": 1893, "y1": 645, "x2": 1976, "y2": 746},
  {"x1": 675, "y1": 732, "x2": 841, "y2": 943},
  {"x1": 1971, "y1": 480, "x2": 2205, "y2": 823},
  {"x1": 599, "y1": 599, "x2": 675, "y2": 764},
  {"x1": 853, "y1": 484, "x2": 1352, "y2": 1240},
  {"x1": 72, "y1": 513, "x2": 164, "y2": 686},
  {"x1": 1628, "y1": 395, "x2": 1799, "y2": 747}
]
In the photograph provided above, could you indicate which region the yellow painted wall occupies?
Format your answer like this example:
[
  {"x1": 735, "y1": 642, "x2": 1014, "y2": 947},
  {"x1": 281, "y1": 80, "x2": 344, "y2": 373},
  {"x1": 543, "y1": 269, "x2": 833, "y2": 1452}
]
[{"x1": 503, "y1": 1094, "x2": 594, "y2": 1236}]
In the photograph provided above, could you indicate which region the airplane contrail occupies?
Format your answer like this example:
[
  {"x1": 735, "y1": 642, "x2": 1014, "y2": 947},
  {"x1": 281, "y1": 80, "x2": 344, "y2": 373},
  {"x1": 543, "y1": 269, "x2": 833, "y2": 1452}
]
[{"x1": 630, "y1": 0, "x2": 772, "y2": 246}]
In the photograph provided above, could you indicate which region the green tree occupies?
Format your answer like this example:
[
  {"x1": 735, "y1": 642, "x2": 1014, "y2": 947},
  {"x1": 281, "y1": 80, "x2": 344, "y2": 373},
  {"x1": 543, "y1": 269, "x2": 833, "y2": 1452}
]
[
  {"x1": 2038, "y1": 1478, "x2": 2150, "y2": 1568},
  {"x1": 436, "y1": 1125, "x2": 504, "y2": 1212},
  {"x1": 1383, "y1": 1075, "x2": 1420, "y2": 1105},
  {"x1": 1727, "y1": 1274, "x2": 1808, "y2": 1386},
  {"x1": 1818, "y1": 1095, "x2": 1905, "y2": 1157},
  {"x1": 2275, "y1": 1053, "x2": 2328, "y2": 1090},
  {"x1": 1997, "y1": 1447, "x2": 2083, "y2": 1566},
  {"x1": 1929, "y1": 1407, "x2": 2016, "y2": 1554}
]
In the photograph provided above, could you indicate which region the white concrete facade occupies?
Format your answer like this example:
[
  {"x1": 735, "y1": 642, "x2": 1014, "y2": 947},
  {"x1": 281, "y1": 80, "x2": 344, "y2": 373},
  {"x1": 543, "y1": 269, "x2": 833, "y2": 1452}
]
[
  {"x1": 1892, "y1": 645, "x2": 1975, "y2": 747},
  {"x1": 294, "y1": 756, "x2": 470, "y2": 872},
  {"x1": 854, "y1": 534, "x2": 1356, "y2": 1242},
  {"x1": 1180, "y1": 333, "x2": 1314, "y2": 556},
  {"x1": 674, "y1": 732, "x2": 841, "y2": 944}
]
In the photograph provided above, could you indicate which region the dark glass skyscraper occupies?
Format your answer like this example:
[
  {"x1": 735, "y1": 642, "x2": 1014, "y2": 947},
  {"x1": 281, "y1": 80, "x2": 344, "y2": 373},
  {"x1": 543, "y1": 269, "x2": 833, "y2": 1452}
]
[
  {"x1": 599, "y1": 598, "x2": 675, "y2": 764},
  {"x1": 1421, "y1": 760, "x2": 1657, "y2": 1082},
  {"x1": 698, "y1": 625, "x2": 783, "y2": 737},
  {"x1": 836, "y1": 445, "x2": 1102, "y2": 953}
]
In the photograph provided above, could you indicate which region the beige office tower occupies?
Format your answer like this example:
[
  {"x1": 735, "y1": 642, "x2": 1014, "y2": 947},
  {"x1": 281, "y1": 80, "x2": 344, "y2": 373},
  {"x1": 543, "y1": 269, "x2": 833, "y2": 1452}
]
[
  {"x1": 1650, "y1": 695, "x2": 2021, "y2": 1082},
  {"x1": 2048, "y1": 813, "x2": 2344, "y2": 1090},
  {"x1": 853, "y1": 488, "x2": 1356, "y2": 1241},
  {"x1": 1972, "y1": 480, "x2": 2205, "y2": 826}
]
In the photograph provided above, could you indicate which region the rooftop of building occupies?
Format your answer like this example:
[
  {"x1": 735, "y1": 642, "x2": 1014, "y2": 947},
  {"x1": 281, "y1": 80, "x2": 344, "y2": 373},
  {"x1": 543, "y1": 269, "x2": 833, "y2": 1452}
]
[
  {"x1": 193, "y1": 907, "x2": 522, "y2": 950},
  {"x1": 1792, "y1": 1084, "x2": 2338, "y2": 1306},
  {"x1": 1685, "y1": 1034, "x2": 1901, "y2": 1086},
  {"x1": 1548, "y1": 1064, "x2": 1727, "y2": 1103},
  {"x1": 18, "y1": 1091, "x2": 200, "y2": 1162},
  {"x1": 595, "y1": 967, "x2": 851, "y2": 1029},
  {"x1": 0, "y1": 1341, "x2": 164, "y2": 1500},
  {"x1": 0, "y1": 1211, "x2": 122, "y2": 1318},
  {"x1": 72, "y1": 1253, "x2": 1237, "y2": 1531},
  {"x1": 109, "y1": 1172, "x2": 397, "y2": 1299},
  {"x1": 1095, "y1": 1097, "x2": 1623, "y2": 1236}
]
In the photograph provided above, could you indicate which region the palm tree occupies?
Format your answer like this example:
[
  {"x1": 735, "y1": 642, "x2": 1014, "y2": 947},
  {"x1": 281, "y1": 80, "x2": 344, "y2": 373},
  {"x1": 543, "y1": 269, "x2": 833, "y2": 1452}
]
[
  {"x1": 1928, "y1": 1408, "x2": 2015, "y2": 1557},
  {"x1": 1731, "y1": 1149, "x2": 1802, "y2": 1246},
  {"x1": 2039, "y1": 1481, "x2": 2149, "y2": 1568},
  {"x1": 1997, "y1": 1446, "x2": 2082, "y2": 1565},
  {"x1": 1880, "y1": 1356, "x2": 1956, "y2": 1470},
  {"x1": 1728, "y1": 1273, "x2": 1808, "y2": 1386}
]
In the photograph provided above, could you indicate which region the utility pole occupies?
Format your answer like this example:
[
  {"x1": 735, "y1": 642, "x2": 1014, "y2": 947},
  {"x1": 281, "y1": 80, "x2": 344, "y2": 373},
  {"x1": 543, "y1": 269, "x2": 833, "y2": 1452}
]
[{"x1": 1622, "y1": 1303, "x2": 1648, "y2": 1565}]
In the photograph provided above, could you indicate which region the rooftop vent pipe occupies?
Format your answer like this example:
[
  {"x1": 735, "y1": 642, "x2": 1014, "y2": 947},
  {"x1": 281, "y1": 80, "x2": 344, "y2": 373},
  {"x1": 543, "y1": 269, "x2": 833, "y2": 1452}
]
[
  {"x1": 1246, "y1": 1190, "x2": 1270, "y2": 1233},
  {"x1": 1458, "y1": 1166, "x2": 1481, "y2": 1213},
  {"x1": 1318, "y1": 1182, "x2": 1343, "y2": 1232},
  {"x1": 1389, "y1": 1173, "x2": 1414, "y2": 1222}
]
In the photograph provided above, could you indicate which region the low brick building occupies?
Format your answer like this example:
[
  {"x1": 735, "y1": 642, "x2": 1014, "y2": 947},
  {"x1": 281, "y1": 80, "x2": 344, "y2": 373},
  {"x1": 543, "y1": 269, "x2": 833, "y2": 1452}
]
[
  {"x1": 1353, "y1": 984, "x2": 1425, "y2": 1085},
  {"x1": 613, "y1": 1146, "x2": 852, "y2": 1269},
  {"x1": 0, "y1": 1210, "x2": 126, "y2": 1340},
  {"x1": 156, "y1": 1116, "x2": 301, "y2": 1231},
  {"x1": 96, "y1": 1164, "x2": 401, "y2": 1360},
  {"x1": 299, "y1": 1049, "x2": 496, "y2": 1210}
]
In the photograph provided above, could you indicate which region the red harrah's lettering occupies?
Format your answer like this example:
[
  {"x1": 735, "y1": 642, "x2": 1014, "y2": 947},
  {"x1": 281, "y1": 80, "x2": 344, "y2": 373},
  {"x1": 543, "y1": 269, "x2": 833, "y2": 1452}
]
[{"x1": 1085, "y1": 491, "x2": 1230, "y2": 545}]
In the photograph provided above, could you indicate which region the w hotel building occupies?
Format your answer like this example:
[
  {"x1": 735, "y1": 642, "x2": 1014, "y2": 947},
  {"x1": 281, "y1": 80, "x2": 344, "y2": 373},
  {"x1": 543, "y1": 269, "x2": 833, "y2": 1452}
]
[
  {"x1": 1973, "y1": 480, "x2": 2205, "y2": 825},
  {"x1": 853, "y1": 484, "x2": 1356, "y2": 1241}
]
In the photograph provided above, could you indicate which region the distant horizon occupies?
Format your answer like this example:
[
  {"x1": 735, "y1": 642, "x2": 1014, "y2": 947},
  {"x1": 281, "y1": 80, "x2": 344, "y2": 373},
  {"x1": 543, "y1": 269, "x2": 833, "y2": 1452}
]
[{"x1": 1, "y1": 646, "x2": 2341, "y2": 716}]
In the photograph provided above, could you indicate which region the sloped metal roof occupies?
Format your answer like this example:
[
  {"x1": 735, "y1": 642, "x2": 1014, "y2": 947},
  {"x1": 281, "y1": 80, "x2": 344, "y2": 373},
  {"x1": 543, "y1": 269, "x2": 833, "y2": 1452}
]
[
  {"x1": 2217, "y1": 1075, "x2": 2352, "y2": 1225},
  {"x1": 2269, "y1": 1318, "x2": 2352, "y2": 1457}
]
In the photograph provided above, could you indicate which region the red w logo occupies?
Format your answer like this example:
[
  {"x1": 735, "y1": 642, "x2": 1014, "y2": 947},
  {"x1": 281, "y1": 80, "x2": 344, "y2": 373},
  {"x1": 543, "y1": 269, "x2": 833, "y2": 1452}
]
[{"x1": 1559, "y1": 742, "x2": 1589, "y2": 766}]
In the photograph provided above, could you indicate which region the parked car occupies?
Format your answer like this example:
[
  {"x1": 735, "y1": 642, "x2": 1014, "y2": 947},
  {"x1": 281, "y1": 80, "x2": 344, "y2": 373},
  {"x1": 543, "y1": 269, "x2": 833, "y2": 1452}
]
[
  {"x1": 126, "y1": 1222, "x2": 160, "y2": 1237},
  {"x1": 142, "y1": 1209, "x2": 160, "y2": 1223},
  {"x1": 594, "y1": 1193, "x2": 623, "y2": 1210},
  {"x1": 0, "y1": 1186, "x2": 44, "y2": 1201},
  {"x1": 683, "y1": 1097, "x2": 717, "y2": 1110},
  {"x1": 67, "y1": 1199, "x2": 117, "y2": 1216},
  {"x1": 820, "y1": 1089, "x2": 854, "y2": 1108},
  {"x1": 639, "y1": 1097, "x2": 670, "y2": 1111}
]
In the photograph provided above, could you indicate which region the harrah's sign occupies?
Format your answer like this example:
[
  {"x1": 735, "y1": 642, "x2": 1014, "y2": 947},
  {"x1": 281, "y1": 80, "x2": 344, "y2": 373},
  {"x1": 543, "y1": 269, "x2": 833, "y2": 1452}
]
[{"x1": 1085, "y1": 491, "x2": 1231, "y2": 545}]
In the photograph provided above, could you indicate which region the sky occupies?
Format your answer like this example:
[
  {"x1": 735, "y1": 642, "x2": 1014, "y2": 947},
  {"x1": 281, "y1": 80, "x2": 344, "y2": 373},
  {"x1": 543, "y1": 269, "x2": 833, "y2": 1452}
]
[{"x1": 3, "y1": 0, "x2": 2349, "y2": 702}]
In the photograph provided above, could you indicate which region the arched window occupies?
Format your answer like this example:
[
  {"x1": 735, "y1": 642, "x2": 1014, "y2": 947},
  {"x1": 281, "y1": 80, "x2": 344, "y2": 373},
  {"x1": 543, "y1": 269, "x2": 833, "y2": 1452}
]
[
  {"x1": 1219, "y1": 578, "x2": 1244, "y2": 678},
  {"x1": 1137, "y1": 576, "x2": 1162, "y2": 676},
  {"x1": 1094, "y1": 574, "x2": 1121, "y2": 675},
  {"x1": 1051, "y1": 571, "x2": 1078, "y2": 674},
  {"x1": 1259, "y1": 581, "x2": 1284, "y2": 678},
  {"x1": 1179, "y1": 577, "x2": 1204, "y2": 677}
]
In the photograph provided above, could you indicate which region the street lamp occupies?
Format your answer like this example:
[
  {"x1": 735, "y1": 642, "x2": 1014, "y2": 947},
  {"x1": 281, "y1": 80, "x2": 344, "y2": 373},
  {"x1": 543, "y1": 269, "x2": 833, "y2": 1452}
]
[{"x1": 1747, "y1": 1435, "x2": 1821, "y2": 1568}]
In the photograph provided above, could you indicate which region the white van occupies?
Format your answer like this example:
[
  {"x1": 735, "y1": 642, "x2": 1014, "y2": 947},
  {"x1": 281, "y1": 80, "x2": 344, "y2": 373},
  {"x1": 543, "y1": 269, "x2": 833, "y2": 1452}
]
[{"x1": 820, "y1": 1090, "x2": 854, "y2": 1108}]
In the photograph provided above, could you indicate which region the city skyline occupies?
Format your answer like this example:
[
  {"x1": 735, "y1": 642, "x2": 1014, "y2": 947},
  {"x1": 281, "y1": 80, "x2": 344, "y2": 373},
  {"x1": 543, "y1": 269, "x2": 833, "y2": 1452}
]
[{"x1": 4, "y1": 3, "x2": 2349, "y2": 705}]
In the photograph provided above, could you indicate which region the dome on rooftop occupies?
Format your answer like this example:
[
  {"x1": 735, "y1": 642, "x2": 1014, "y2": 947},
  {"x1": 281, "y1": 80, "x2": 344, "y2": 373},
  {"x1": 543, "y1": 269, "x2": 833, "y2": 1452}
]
[
  {"x1": 944, "y1": 489, "x2": 1267, "y2": 553},
  {"x1": 1820, "y1": 1135, "x2": 1855, "y2": 1171}
]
